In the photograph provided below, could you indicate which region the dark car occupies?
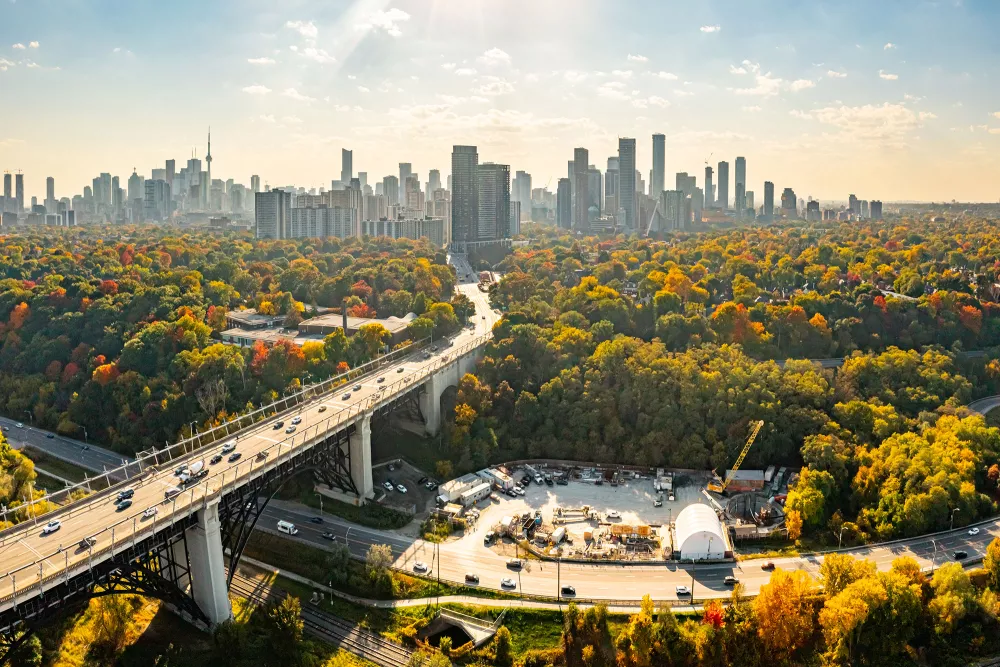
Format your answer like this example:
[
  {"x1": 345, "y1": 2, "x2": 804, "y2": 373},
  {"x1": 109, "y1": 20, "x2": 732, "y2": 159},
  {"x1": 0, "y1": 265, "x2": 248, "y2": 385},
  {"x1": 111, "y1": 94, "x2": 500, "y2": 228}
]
[
  {"x1": 561, "y1": 585, "x2": 576, "y2": 596},
  {"x1": 322, "y1": 532, "x2": 336, "y2": 540},
  {"x1": 310, "y1": 517, "x2": 323, "y2": 524},
  {"x1": 210, "y1": 454, "x2": 223, "y2": 465},
  {"x1": 954, "y1": 551, "x2": 969, "y2": 560},
  {"x1": 418, "y1": 476, "x2": 429, "y2": 485},
  {"x1": 556, "y1": 478, "x2": 568, "y2": 486},
  {"x1": 761, "y1": 561, "x2": 775, "y2": 571},
  {"x1": 228, "y1": 452, "x2": 242, "y2": 463},
  {"x1": 115, "y1": 499, "x2": 132, "y2": 512},
  {"x1": 273, "y1": 421, "x2": 284, "y2": 430},
  {"x1": 117, "y1": 488, "x2": 135, "y2": 501},
  {"x1": 46, "y1": 433, "x2": 54, "y2": 439},
  {"x1": 78, "y1": 536, "x2": 96, "y2": 550}
]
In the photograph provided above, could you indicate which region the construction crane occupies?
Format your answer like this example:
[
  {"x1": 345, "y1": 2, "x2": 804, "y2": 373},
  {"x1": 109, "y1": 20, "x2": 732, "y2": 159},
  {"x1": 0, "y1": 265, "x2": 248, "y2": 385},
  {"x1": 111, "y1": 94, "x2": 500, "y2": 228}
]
[{"x1": 707, "y1": 420, "x2": 764, "y2": 494}]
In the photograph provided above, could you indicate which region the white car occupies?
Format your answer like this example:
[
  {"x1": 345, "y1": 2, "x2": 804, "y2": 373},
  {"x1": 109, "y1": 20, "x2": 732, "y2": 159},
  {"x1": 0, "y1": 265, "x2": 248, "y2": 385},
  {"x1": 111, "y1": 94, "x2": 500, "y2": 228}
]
[
  {"x1": 285, "y1": 425, "x2": 296, "y2": 434},
  {"x1": 513, "y1": 486, "x2": 524, "y2": 496},
  {"x1": 383, "y1": 481, "x2": 394, "y2": 491},
  {"x1": 969, "y1": 527, "x2": 981, "y2": 536},
  {"x1": 607, "y1": 510, "x2": 621, "y2": 519},
  {"x1": 396, "y1": 484, "x2": 408, "y2": 494},
  {"x1": 500, "y1": 578, "x2": 517, "y2": 589},
  {"x1": 15, "y1": 422, "x2": 23, "y2": 428},
  {"x1": 413, "y1": 562, "x2": 428, "y2": 573},
  {"x1": 221, "y1": 440, "x2": 237, "y2": 454},
  {"x1": 143, "y1": 507, "x2": 158, "y2": 519},
  {"x1": 41, "y1": 519, "x2": 61, "y2": 535},
  {"x1": 291, "y1": 416, "x2": 302, "y2": 425},
  {"x1": 675, "y1": 585, "x2": 691, "y2": 596}
]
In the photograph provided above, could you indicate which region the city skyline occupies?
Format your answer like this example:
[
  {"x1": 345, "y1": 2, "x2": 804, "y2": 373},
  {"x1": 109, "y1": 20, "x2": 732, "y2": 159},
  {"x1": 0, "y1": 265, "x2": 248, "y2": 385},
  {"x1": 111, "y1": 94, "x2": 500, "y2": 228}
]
[{"x1": 2, "y1": 0, "x2": 1000, "y2": 202}]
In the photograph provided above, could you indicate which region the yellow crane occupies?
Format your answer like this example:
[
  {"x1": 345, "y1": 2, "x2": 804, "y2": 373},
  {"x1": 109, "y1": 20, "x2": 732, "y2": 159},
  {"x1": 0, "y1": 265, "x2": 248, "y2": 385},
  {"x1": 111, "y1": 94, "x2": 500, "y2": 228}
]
[{"x1": 707, "y1": 420, "x2": 765, "y2": 494}]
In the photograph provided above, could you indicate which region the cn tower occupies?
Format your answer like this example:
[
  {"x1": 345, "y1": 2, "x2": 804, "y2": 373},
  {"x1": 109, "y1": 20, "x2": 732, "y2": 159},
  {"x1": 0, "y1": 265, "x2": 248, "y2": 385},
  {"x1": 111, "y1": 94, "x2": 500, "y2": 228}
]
[{"x1": 205, "y1": 128, "x2": 212, "y2": 209}]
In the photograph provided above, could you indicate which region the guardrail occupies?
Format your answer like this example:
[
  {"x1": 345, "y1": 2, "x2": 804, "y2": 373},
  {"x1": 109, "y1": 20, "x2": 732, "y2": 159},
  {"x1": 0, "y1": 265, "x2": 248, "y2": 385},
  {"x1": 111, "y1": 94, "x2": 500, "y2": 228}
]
[{"x1": 0, "y1": 332, "x2": 493, "y2": 609}]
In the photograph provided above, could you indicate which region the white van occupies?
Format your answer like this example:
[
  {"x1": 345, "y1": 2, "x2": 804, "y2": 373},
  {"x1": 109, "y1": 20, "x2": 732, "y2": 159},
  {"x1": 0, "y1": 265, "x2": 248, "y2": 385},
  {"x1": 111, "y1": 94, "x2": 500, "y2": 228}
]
[{"x1": 277, "y1": 520, "x2": 298, "y2": 535}]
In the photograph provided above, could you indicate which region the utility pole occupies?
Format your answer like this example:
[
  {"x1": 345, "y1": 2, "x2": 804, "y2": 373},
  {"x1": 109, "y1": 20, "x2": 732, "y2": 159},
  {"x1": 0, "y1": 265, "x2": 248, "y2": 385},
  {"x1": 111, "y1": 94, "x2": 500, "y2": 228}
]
[
  {"x1": 557, "y1": 556, "x2": 561, "y2": 601},
  {"x1": 950, "y1": 508, "x2": 960, "y2": 531}
]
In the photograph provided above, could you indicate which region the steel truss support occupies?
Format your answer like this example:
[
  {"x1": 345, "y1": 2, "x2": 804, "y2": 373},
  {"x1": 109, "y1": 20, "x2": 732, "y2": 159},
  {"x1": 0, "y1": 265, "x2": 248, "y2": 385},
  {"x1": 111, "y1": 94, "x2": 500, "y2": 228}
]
[
  {"x1": 0, "y1": 514, "x2": 206, "y2": 664},
  {"x1": 371, "y1": 384, "x2": 425, "y2": 424}
]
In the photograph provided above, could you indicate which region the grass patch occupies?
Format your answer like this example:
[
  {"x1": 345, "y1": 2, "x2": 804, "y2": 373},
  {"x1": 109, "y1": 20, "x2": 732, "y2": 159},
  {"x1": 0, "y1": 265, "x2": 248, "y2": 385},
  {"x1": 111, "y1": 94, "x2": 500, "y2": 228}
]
[
  {"x1": 275, "y1": 471, "x2": 413, "y2": 530},
  {"x1": 34, "y1": 471, "x2": 73, "y2": 495},
  {"x1": 23, "y1": 447, "x2": 108, "y2": 489}
]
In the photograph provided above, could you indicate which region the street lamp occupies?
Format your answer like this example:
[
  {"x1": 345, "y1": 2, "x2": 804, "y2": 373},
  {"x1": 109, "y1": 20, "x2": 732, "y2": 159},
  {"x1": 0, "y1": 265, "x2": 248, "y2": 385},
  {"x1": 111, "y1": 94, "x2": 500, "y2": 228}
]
[
  {"x1": 931, "y1": 538, "x2": 938, "y2": 574},
  {"x1": 950, "y1": 508, "x2": 960, "y2": 531},
  {"x1": 316, "y1": 492, "x2": 324, "y2": 519}
]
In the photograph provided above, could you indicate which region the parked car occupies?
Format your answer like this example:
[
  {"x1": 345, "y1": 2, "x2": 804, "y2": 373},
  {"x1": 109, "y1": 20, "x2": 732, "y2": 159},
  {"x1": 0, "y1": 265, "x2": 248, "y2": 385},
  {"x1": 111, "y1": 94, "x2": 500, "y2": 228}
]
[
  {"x1": 42, "y1": 519, "x2": 61, "y2": 535},
  {"x1": 556, "y1": 478, "x2": 568, "y2": 486},
  {"x1": 383, "y1": 481, "x2": 394, "y2": 491},
  {"x1": 418, "y1": 476, "x2": 429, "y2": 485},
  {"x1": 396, "y1": 484, "x2": 408, "y2": 493},
  {"x1": 653, "y1": 499, "x2": 663, "y2": 507},
  {"x1": 607, "y1": 510, "x2": 621, "y2": 520},
  {"x1": 513, "y1": 486, "x2": 524, "y2": 496}
]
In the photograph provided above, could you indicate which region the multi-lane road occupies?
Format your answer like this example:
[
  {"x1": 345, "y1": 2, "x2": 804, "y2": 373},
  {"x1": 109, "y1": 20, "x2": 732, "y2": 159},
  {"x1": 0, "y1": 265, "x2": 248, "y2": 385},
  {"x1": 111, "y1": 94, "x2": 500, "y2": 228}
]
[
  {"x1": 0, "y1": 416, "x2": 130, "y2": 475},
  {"x1": 0, "y1": 274, "x2": 500, "y2": 604}
]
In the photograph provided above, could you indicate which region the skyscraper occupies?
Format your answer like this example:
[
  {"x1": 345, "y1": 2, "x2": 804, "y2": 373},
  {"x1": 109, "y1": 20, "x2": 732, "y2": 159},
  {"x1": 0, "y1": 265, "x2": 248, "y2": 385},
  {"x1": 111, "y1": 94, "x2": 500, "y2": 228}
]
[
  {"x1": 556, "y1": 178, "x2": 572, "y2": 229},
  {"x1": 254, "y1": 189, "x2": 292, "y2": 239},
  {"x1": 604, "y1": 157, "x2": 619, "y2": 216},
  {"x1": 652, "y1": 133, "x2": 665, "y2": 197},
  {"x1": 399, "y1": 163, "x2": 412, "y2": 189},
  {"x1": 704, "y1": 166, "x2": 714, "y2": 210},
  {"x1": 781, "y1": 187, "x2": 797, "y2": 217},
  {"x1": 477, "y1": 163, "x2": 510, "y2": 241},
  {"x1": 2, "y1": 173, "x2": 10, "y2": 213},
  {"x1": 660, "y1": 190, "x2": 687, "y2": 231},
  {"x1": 618, "y1": 138, "x2": 636, "y2": 230},
  {"x1": 166, "y1": 159, "x2": 176, "y2": 187},
  {"x1": 251, "y1": 175, "x2": 261, "y2": 194},
  {"x1": 427, "y1": 169, "x2": 441, "y2": 194},
  {"x1": 342, "y1": 149, "x2": 353, "y2": 184},
  {"x1": 848, "y1": 194, "x2": 858, "y2": 214},
  {"x1": 205, "y1": 129, "x2": 213, "y2": 209},
  {"x1": 588, "y1": 166, "x2": 602, "y2": 213},
  {"x1": 764, "y1": 181, "x2": 774, "y2": 220},
  {"x1": 573, "y1": 148, "x2": 589, "y2": 232},
  {"x1": 871, "y1": 200, "x2": 883, "y2": 220},
  {"x1": 734, "y1": 156, "x2": 746, "y2": 216},
  {"x1": 15, "y1": 173, "x2": 24, "y2": 214},
  {"x1": 512, "y1": 170, "x2": 532, "y2": 219},
  {"x1": 451, "y1": 146, "x2": 478, "y2": 246},
  {"x1": 716, "y1": 161, "x2": 729, "y2": 210},
  {"x1": 128, "y1": 169, "x2": 143, "y2": 203},
  {"x1": 46, "y1": 177, "x2": 54, "y2": 203},
  {"x1": 383, "y1": 175, "x2": 400, "y2": 207}
]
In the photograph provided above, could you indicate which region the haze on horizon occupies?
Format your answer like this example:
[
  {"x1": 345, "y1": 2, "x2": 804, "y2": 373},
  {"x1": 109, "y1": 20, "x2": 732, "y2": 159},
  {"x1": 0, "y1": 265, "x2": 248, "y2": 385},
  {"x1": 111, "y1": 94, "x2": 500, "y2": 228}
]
[{"x1": 2, "y1": 0, "x2": 999, "y2": 203}]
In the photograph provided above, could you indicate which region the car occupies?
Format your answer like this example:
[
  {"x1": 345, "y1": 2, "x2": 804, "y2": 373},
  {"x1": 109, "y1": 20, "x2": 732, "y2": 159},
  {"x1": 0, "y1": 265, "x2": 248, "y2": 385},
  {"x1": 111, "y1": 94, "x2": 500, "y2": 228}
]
[
  {"x1": 322, "y1": 531, "x2": 336, "y2": 540},
  {"x1": 561, "y1": 585, "x2": 576, "y2": 596},
  {"x1": 413, "y1": 562, "x2": 429, "y2": 573},
  {"x1": 761, "y1": 561, "x2": 775, "y2": 571},
  {"x1": 221, "y1": 440, "x2": 237, "y2": 454},
  {"x1": 534, "y1": 475, "x2": 543, "y2": 484},
  {"x1": 607, "y1": 510, "x2": 621, "y2": 520},
  {"x1": 383, "y1": 481, "x2": 394, "y2": 491},
  {"x1": 354, "y1": 385, "x2": 361, "y2": 391},
  {"x1": 291, "y1": 416, "x2": 302, "y2": 425},
  {"x1": 506, "y1": 558, "x2": 523, "y2": 569},
  {"x1": 675, "y1": 585, "x2": 691, "y2": 596},
  {"x1": 309, "y1": 517, "x2": 323, "y2": 524},
  {"x1": 164, "y1": 486, "x2": 182, "y2": 500},
  {"x1": 654, "y1": 499, "x2": 663, "y2": 507},
  {"x1": 724, "y1": 576, "x2": 739, "y2": 586},
  {"x1": 512, "y1": 486, "x2": 523, "y2": 496},
  {"x1": 397, "y1": 367, "x2": 404, "y2": 373},
  {"x1": 256, "y1": 451, "x2": 269, "y2": 460},
  {"x1": 82, "y1": 445, "x2": 89, "y2": 451},
  {"x1": 954, "y1": 551, "x2": 969, "y2": 560},
  {"x1": 505, "y1": 489, "x2": 517, "y2": 498},
  {"x1": 78, "y1": 537, "x2": 96, "y2": 550},
  {"x1": 342, "y1": 393, "x2": 351, "y2": 400},
  {"x1": 377, "y1": 376, "x2": 385, "y2": 383},
  {"x1": 431, "y1": 346, "x2": 439, "y2": 352},
  {"x1": 386, "y1": 478, "x2": 396, "y2": 487},
  {"x1": 969, "y1": 527, "x2": 981, "y2": 536},
  {"x1": 143, "y1": 507, "x2": 158, "y2": 519},
  {"x1": 397, "y1": 484, "x2": 407, "y2": 493},
  {"x1": 46, "y1": 433, "x2": 54, "y2": 439},
  {"x1": 117, "y1": 488, "x2": 135, "y2": 502},
  {"x1": 465, "y1": 573, "x2": 480, "y2": 584},
  {"x1": 595, "y1": 479, "x2": 603, "y2": 486},
  {"x1": 418, "y1": 476, "x2": 429, "y2": 485},
  {"x1": 318, "y1": 405, "x2": 327, "y2": 413},
  {"x1": 41, "y1": 519, "x2": 61, "y2": 535},
  {"x1": 210, "y1": 454, "x2": 223, "y2": 465},
  {"x1": 228, "y1": 452, "x2": 242, "y2": 463},
  {"x1": 285, "y1": 425, "x2": 296, "y2": 434},
  {"x1": 556, "y1": 478, "x2": 568, "y2": 486},
  {"x1": 388, "y1": 464, "x2": 395, "y2": 471},
  {"x1": 545, "y1": 478, "x2": 554, "y2": 486},
  {"x1": 15, "y1": 422, "x2": 23, "y2": 428},
  {"x1": 668, "y1": 493, "x2": 675, "y2": 502},
  {"x1": 481, "y1": 316, "x2": 486, "y2": 320},
  {"x1": 500, "y1": 578, "x2": 517, "y2": 589},
  {"x1": 273, "y1": 421, "x2": 284, "y2": 430},
  {"x1": 116, "y1": 499, "x2": 133, "y2": 512},
  {"x1": 174, "y1": 465, "x2": 189, "y2": 477}
]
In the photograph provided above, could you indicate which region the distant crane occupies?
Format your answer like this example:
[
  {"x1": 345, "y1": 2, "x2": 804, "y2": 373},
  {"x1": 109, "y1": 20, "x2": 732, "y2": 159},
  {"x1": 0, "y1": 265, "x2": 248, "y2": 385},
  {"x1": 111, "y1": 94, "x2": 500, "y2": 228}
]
[
  {"x1": 642, "y1": 198, "x2": 660, "y2": 238},
  {"x1": 707, "y1": 420, "x2": 764, "y2": 494}
]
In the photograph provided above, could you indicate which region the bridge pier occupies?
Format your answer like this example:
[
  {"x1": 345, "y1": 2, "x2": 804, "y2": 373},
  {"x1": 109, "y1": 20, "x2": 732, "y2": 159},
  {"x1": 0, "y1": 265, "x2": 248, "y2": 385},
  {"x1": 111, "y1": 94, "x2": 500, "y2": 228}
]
[
  {"x1": 348, "y1": 413, "x2": 374, "y2": 499},
  {"x1": 186, "y1": 502, "x2": 232, "y2": 626},
  {"x1": 420, "y1": 349, "x2": 485, "y2": 437}
]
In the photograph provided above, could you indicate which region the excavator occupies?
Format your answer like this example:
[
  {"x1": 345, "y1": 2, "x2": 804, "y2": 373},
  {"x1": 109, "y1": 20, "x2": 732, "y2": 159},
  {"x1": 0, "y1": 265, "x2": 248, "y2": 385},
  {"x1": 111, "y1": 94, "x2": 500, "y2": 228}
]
[{"x1": 707, "y1": 420, "x2": 764, "y2": 494}]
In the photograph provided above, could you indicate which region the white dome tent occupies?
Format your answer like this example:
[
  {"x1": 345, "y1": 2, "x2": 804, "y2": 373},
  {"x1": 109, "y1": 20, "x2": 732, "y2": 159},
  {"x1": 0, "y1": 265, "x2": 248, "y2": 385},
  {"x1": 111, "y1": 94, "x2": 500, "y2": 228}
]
[{"x1": 674, "y1": 504, "x2": 727, "y2": 561}]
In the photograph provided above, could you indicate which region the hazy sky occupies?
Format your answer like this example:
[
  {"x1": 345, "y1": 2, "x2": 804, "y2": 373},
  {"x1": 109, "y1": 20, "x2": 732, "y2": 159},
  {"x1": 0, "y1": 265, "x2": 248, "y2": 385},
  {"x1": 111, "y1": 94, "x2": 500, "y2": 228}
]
[{"x1": 2, "y1": 0, "x2": 999, "y2": 203}]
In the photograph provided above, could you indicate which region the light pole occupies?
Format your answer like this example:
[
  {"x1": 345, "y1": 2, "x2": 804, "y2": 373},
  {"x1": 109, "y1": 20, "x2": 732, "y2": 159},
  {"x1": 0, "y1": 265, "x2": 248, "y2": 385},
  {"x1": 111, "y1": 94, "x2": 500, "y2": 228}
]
[
  {"x1": 556, "y1": 556, "x2": 562, "y2": 601},
  {"x1": 838, "y1": 525, "x2": 846, "y2": 549},
  {"x1": 950, "y1": 508, "x2": 960, "y2": 531},
  {"x1": 931, "y1": 538, "x2": 938, "y2": 573},
  {"x1": 316, "y1": 492, "x2": 324, "y2": 519}
]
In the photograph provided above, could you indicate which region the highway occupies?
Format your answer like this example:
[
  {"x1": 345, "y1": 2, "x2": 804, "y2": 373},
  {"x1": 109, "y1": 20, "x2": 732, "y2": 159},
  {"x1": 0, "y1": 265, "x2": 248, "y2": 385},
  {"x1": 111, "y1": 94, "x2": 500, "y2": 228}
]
[
  {"x1": 0, "y1": 416, "x2": 131, "y2": 475},
  {"x1": 0, "y1": 269, "x2": 499, "y2": 606}
]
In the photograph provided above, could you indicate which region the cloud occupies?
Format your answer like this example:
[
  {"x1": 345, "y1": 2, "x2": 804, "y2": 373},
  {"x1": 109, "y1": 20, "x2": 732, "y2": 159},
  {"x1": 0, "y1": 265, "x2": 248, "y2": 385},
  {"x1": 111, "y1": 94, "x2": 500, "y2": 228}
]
[
  {"x1": 282, "y1": 87, "x2": 315, "y2": 102},
  {"x1": 369, "y1": 105, "x2": 601, "y2": 143},
  {"x1": 282, "y1": 115, "x2": 302, "y2": 125},
  {"x1": 903, "y1": 93, "x2": 923, "y2": 102},
  {"x1": 627, "y1": 53, "x2": 648, "y2": 63},
  {"x1": 477, "y1": 77, "x2": 514, "y2": 96},
  {"x1": 632, "y1": 95, "x2": 670, "y2": 109},
  {"x1": 742, "y1": 105, "x2": 762, "y2": 112},
  {"x1": 700, "y1": 25, "x2": 721, "y2": 33},
  {"x1": 732, "y1": 66, "x2": 783, "y2": 97},
  {"x1": 0, "y1": 57, "x2": 13, "y2": 71},
  {"x1": 355, "y1": 8, "x2": 410, "y2": 37},
  {"x1": 563, "y1": 70, "x2": 589, "y2": 84},
  {"x1": 674, "y1": 89, "x2": 694, "y2": 97},
  {"x1": 879, "y1": 69, "x2": 899, "y2": 80},
  {"x1": 286, "y1": 20, "x2": 318, "y2": 40},
  {"x1": 477, "y1": 48, "x2": 511, "y2": 66},
  {"x1": 300, "y1": 47, "x2": 335, "y2": 64},
  {"x1": 441, "y1": 63, "x2": 455, "y2": 71},
  {"x1": 357, "y1": 85, "x2": 370, "y2": 93},
  {"x1": 993, "y1": 112, "x2": 1000, "y2": 120},
  {"x1": 790, "y1": 79, "x2": 815, "y2": 91},
  {"x1": 12, "y1": 43, "x2": 25, "y2": 50},
  {"x1": 454, "y1": 67, "x2": 477, "y2": 76},
  {"x1": 29, "y1": 41, "x2": 38, "y2": 48},
  {"x1": 884, "y1": 42, "x2": 896, "y2": 50},
  {"x1": 242, "y1": 84, "x2": 272, "y2": 95},
  {"x1": 248, "y1": 57, "x2": 275, "y2": 65},
  {"x1": 827, "y1": 70, "x2": 847, "y2": 78},
  {"x1": 729, "y1": 64, "x2": 748, "y2": 75},
  {"x1": 611, "y1": 69, "x2": 633, "y2": 79},
  {"x1": 259, "y1": 114, "x2": 276, "y2": 123},
  {"x1": 655, "y1": 71, "x2": 678, "y2": 80},
  {"x1": 790, "y1": 102, "x2": 935, "y2": 146},
  {"x1": 597, "y1": 81, "x2": 630, "y2": 101}
]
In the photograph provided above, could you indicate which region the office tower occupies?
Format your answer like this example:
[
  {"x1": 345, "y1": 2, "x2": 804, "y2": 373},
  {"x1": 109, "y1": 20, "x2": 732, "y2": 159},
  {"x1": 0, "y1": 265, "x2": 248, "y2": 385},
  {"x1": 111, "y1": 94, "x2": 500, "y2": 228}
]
[
  {"x1": 383, "y1": 175, "x2": 400, "y2": 207},
  {"x1": 556, "y1": 178, "x2": 572, "y2": 229},
  {"x1": 358, "y1": 172, "x2": 369, "y2": 190},
  {"x1": 451, "y1": 146, "x2": 479, "y2": 245},
  {"x1": 251, "y1": 175, "x2": 261, "y2": 194},
  {"x1": 781, "y1": 188, "x2": 797, "y2": 217},
  {"x1": 573, "y1": 148, "x2": 589, "y2": 232},
  {"x1": 605, "y1": 157, "x2": 619, "y2": 216},
  {"x1": 652, "y1": 133, "x2": 665, "y2": 197},
  {"x1": 587, "y1": 166, "x2": 602, "y2": 213},
  {"x1": 15, "y1": 173, "x2": 24, "y2": 214},
  {"x1": 806, "y1": 200, "x2": 821, "y2": 221},
  {"x1": 734, "y1": 157, "x2": 746, "y2": 216},
  {"x1": 289, "y1": 205, "x2": 356, "y2": 239},
  {"x1": 618, "y1": 138, "x2": 636, "y2": 230},
  {"x1": 341, "y1": 149, "x2": 353, "y2": 184},
  {"x1": 848, "y1": 194, "x2": 858, "y2": 214},
  {"x1": 692, "y1": 187, "x2": 704, "y2": 222},
  {"x1": 746, "y1": 191, "x2": 754, "y2": 212},
  {"x1": 427, "y1": 169, "x2": 441, "y2": 195},
  {"x1": 165, "y1": 159, "x2": 175, "y2": 187},
  {"x1": 143, "y1": 180, "x2": 171, "y2": 221},
  {"x1": 636, "y1": 170, "x2": 645, "y2": 196},
  {"x1": 764, "y1": 182, "x2": 775, "y2": 220},
  {"x1": 2, "y1": 173, "x2": 10, "y2": 212},
  {"x1": 255, "y1": 189, "x2": 292, "y2": 239},
  {"x1": 127, "y1": 170, "x2": 142, "y2": 203},
  {"x1": 477, "y1": 163, "x2": 510, "y2": 241},
  {"x1": 404, "y1": 175, "x2": 423, "y2": 212},
  {"x1": 399, "y1": 163, "x2": 412, "y2": 188},
  {"x1": 716, "y1": 161, "x2": 729, "y2": 209},
  {"x1": 46, "y1": 177, "x2": 54, "y2": 203},
  {"x1": 512, "y1": 170, "x2": 531, "y2": 219},
  {"x1": 660, "y1": 190, "x2": 687, "y2": 231},
  {"x1": 509, "y1": 201, "x2": 521, "y2": 237},
  {"x1": 871, "y1": 200, "x2": 883, "y2": 220},
  {"x1": 704, "y1": 166, "x2": 714, "y2": 209}
]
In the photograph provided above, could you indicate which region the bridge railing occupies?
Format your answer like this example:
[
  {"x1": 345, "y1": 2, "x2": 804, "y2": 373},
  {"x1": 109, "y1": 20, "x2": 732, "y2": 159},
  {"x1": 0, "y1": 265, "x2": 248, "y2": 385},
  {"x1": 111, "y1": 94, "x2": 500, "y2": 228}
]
[
  {"x1": 0, "y1": 331, "x2": 494, "y2": 607},
  {"x1": 0, "y1": 337, "x2": 432, "y2": 529}
]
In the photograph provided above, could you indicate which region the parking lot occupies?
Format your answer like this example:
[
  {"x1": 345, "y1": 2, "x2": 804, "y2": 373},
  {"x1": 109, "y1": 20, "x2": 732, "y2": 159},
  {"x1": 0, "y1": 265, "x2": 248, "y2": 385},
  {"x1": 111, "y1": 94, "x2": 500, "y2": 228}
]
[{"x1": 371, "y1": 459, "x2": 438, "y2": 518}]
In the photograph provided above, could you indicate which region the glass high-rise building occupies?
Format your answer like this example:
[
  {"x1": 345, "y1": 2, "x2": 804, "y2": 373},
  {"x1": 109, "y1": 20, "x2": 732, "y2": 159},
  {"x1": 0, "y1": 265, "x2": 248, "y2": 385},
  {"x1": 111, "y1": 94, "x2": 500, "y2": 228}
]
[
  {"x1": 652, "y1": 134, "x2": 665, "y2": 197},
  {"x1": 716, "y1": 161, "x2": 729, "y2": 210},
  {"x1": 618, "y1": 138, "x2": 636, "y2": 230},
  {"x1": 450, "y1": 146, "x2": 479, "y2": 245},
  {"x1": 477, "y1": 162, "x2": 510, "y2": 241}
]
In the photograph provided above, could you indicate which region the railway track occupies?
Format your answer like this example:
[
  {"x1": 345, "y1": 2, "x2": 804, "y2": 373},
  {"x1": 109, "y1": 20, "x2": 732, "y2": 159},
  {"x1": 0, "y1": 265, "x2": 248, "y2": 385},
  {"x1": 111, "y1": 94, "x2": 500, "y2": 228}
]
[{"x1": 229, "y1": 572, "x2": 413, "y2": 667}]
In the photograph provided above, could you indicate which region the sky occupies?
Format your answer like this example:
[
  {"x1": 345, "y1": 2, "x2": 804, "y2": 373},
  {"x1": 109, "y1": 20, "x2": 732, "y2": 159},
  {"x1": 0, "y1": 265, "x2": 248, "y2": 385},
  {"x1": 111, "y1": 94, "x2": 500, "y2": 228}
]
[{"x1": 2, "y1": 0, "x2": 1000, "y2": 204}]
